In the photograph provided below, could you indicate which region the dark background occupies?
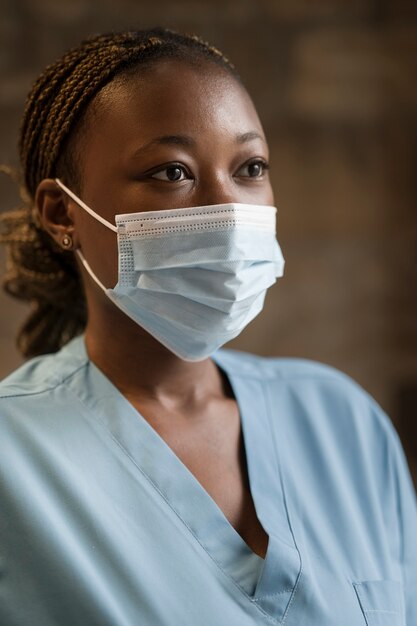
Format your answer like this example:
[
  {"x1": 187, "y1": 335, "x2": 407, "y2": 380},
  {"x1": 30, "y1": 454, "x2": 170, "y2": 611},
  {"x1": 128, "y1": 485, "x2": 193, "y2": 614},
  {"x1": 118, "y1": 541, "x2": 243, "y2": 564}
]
[{"x1": 1, "y1": 0, "x2": 416, "y2": 485}]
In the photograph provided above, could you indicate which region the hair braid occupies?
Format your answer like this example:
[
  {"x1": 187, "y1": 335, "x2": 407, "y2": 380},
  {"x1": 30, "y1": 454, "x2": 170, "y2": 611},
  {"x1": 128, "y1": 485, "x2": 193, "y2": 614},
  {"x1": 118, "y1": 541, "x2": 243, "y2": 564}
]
[
  {"x1": 20, "y1": 51, "x2": 92, "y2": 179},
  {"x1": 0, "y1": 27, "x2": 239, "y2": 357}
]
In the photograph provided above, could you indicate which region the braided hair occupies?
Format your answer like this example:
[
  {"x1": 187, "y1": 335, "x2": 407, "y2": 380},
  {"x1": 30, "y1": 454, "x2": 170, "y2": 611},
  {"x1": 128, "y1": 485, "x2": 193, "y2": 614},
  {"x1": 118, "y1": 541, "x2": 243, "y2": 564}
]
[{"x1": 0, "y1": 28, "x2": 239, "y2": 357}]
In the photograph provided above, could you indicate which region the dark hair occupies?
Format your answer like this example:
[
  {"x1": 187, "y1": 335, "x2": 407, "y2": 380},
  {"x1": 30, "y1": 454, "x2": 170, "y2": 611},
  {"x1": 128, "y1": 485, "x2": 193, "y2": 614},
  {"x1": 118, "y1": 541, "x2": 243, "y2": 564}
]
[{"x1": 0, "y1": 28, "x2": 239, "y2": 357}]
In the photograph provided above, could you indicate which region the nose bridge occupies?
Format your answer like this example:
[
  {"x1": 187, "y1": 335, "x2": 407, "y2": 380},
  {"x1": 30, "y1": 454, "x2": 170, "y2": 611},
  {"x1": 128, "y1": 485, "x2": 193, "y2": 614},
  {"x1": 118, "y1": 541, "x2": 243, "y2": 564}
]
[{"x1": 196, "y1": 169, "x2": 238, "y2": 206}]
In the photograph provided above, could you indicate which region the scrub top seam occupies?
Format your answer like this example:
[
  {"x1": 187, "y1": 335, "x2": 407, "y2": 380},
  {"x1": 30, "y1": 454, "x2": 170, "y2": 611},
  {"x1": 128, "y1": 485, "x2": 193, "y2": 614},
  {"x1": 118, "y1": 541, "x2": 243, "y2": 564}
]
[
  {"x1": 223, "y1": 371, "x2": 355, "y2": 386},
  {"x1": 253, "y1": 588, "x2": 295, "y2": 600},
  {"x1": 363, "y1": 609, "x2": 399, "y2": 614},
  {"x1": 0, "y1": 389, "x2": 57, "y2": 400},
  {"x1": 66, "y1": 378, "x2": 283, "y2": 626},
  {"x1": 262, "y1": 378, "x2": 304, "y2": 625},
  {"x1": 0, "y1": 362, "x2": 88, "y2": 399},
  {"x1": 386, "y1": 424, "x2": 409, "y2": 571}
]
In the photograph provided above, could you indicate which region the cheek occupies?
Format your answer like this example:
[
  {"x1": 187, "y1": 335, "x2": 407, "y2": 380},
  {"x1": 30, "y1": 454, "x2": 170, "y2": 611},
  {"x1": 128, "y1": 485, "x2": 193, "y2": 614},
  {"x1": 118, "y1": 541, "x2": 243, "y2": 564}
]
[
  {"x1": 266, "y1": 184, "x2": 275, "y2": 205},
  {"x1": 257, "y1": 180, "x2": 274, "y2": 206}
]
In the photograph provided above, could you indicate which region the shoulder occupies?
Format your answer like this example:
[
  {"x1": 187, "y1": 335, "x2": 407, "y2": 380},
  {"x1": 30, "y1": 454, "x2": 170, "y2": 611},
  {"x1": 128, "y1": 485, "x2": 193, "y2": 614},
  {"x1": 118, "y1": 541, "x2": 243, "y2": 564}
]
[
  {"x1": 218, "y1": 351, "x2": 415, "y2": 519},
  {"x1": 0, "y1": 335, "x2": 88, "y2": 401},
  {"x1": 215, "y1": 348, "x2": 395, "y2": 442},
  {"x1": 215, "y1": 347, "x2": 367, "y2": 390}
]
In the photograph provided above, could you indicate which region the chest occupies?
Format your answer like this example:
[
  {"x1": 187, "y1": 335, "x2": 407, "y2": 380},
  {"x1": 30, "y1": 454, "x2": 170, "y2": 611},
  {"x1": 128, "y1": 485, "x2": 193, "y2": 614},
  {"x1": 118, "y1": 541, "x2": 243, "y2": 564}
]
[
  {"x1": 139, "y1": 401, "x2": 269, "y2": 560},
  {"x1": 3, "y1": 367, "x2": 406, "y2": 626}
]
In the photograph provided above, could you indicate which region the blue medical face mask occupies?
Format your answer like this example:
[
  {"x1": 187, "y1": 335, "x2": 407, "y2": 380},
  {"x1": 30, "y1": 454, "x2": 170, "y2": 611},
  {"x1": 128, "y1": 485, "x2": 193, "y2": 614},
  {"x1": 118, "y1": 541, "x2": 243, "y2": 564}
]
[{"x1": 55, "y1": 178, "x2": 285, "y2": 361}]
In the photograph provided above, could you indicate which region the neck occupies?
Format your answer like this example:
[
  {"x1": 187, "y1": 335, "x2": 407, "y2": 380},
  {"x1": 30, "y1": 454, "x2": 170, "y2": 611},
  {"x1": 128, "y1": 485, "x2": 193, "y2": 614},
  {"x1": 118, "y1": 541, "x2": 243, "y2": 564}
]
[{"x1": 84, "y1": 298, "x2": 227, "y2": 406}]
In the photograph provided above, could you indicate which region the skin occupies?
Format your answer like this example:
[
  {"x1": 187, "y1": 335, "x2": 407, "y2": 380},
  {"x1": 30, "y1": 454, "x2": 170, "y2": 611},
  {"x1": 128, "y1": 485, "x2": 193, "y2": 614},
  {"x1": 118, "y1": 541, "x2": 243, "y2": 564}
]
[{"x1": 36, "y1": 58, "x2": 273, "y2": 558}]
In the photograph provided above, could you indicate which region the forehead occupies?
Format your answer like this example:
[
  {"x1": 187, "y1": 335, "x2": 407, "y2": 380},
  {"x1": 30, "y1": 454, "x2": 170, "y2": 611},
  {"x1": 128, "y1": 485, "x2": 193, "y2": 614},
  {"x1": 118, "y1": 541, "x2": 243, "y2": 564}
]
[{"x1": 82, "y1": 58, "x2": 264, "y2": 152}]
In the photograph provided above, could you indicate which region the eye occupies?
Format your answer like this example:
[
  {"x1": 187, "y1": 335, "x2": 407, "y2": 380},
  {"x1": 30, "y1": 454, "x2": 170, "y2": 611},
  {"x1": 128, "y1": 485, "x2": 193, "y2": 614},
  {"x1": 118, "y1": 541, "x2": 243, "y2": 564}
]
[
  {"x1": 236, "y1": 159, "x2": 269, "y2": 178},
  {"x1": 150, "y1": 164, "x2": 191, "y2": 182}
]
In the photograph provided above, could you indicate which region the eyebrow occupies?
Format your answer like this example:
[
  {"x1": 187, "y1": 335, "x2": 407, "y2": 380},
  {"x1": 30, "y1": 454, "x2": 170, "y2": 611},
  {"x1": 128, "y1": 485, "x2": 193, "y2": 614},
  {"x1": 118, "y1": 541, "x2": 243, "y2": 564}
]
[
  {"x1": 235, "y1": 131, "x2": 265, "y2": 144},
  {"x1": 131, "y1": 135, "x2": 195, "y2": 159},
  {"x1": 130, "y1": 131, "x2": 265, "y2": 159}
]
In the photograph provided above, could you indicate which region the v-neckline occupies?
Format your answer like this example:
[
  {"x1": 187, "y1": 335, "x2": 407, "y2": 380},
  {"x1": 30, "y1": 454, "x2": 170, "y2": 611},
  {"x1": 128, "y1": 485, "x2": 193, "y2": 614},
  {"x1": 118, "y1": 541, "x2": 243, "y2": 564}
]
[{"x1": 76, "y1": 339, "x2": 301, "y2": 621}]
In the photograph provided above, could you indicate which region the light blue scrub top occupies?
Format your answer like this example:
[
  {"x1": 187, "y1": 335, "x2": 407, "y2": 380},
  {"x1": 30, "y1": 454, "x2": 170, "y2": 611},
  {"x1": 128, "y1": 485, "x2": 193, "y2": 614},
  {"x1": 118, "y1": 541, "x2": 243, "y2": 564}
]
[{"x1": 0, "y1": 335, "x2": 416, "y2": 626}]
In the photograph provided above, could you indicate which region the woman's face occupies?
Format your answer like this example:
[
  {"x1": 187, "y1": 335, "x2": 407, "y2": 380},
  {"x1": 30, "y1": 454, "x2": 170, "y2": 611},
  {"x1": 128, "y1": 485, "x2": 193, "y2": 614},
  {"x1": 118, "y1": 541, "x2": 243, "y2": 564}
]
[{"x1": 64, "y1": 58, "x2": 273, "y2": 288}]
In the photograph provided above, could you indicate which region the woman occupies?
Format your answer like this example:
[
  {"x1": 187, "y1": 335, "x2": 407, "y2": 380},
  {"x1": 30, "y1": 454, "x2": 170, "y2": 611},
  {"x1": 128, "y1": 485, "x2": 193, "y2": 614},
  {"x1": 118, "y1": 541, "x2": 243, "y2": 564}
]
[{"x1": 0, "y1": 28, "x2": 416, "y2": 626}]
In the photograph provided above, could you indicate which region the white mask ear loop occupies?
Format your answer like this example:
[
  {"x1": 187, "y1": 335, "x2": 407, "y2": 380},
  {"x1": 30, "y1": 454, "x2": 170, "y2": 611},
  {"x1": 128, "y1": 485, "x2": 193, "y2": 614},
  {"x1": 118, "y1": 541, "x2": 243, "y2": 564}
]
[
  {"x1": 75, "y1": 249, "x2": 108, "y2": 293},
  {"x1": 54, "y1": 178, "x2": 118, "y2": 233},
  {"x1": 54, "y1": 178, "x2": 116, "y2": 292}
]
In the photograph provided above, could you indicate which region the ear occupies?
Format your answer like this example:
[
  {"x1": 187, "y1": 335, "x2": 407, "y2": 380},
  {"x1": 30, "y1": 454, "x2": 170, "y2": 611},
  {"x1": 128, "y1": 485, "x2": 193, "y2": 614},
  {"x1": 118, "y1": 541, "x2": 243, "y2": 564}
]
[{"x1": 35, "y1": 178, "x2": 80, "y2": 249}]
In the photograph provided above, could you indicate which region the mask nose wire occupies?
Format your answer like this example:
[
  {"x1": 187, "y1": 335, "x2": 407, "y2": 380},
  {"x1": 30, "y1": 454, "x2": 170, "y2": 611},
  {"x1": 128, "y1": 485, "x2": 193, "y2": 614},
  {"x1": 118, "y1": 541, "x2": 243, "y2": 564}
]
[{"x1": 54, "y1": 178, "x2": 118, "y2": 233}]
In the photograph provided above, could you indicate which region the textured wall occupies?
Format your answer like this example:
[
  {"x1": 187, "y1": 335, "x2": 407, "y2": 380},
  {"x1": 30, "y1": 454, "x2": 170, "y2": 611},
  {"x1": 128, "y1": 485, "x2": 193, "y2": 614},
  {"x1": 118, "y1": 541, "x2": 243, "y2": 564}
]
[{"x1": 1, "y1": 0, "x2": 416, "y2": 481}]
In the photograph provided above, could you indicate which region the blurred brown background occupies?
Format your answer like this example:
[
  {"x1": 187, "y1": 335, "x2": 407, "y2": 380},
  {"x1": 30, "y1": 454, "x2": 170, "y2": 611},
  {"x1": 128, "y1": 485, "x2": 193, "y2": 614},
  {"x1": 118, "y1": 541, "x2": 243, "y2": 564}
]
[{"x1": 1, "y1": 0, "x2": 416, "y2": 485}]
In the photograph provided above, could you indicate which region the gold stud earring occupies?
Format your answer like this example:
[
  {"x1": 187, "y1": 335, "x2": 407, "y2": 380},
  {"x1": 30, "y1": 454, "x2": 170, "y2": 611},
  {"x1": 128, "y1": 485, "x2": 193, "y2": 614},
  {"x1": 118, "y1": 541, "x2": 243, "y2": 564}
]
[{"x1": 61, "y1": 233, "x2": 73, "y2": 250}]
